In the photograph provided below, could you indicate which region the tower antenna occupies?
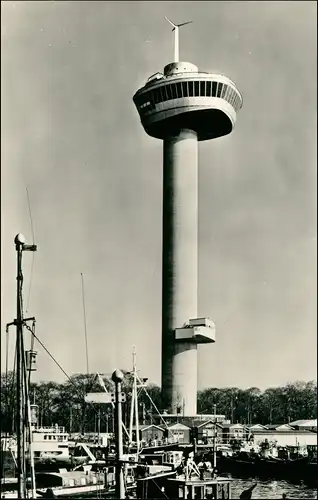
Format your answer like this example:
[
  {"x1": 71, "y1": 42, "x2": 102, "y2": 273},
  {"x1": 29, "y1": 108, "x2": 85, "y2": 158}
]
[{"x1": 165, "y1": 16, "x2": 192, "y2": 63}]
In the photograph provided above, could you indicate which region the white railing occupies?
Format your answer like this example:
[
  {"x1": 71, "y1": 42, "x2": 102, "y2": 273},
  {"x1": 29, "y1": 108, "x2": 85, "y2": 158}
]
[{"x1": 32, "y1": 425, "x2": 67, "y2": 434}]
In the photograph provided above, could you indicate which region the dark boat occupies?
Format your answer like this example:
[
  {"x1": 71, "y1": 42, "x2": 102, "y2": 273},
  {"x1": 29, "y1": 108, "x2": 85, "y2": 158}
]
[{"x1": 218, "y1": 451, "x2": 314, "y2": 482}]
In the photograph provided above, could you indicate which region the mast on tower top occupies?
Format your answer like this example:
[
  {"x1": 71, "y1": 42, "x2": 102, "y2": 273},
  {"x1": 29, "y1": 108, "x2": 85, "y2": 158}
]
[{"x1": 165, "y1": 16, "x2": 192, "y2": 63}]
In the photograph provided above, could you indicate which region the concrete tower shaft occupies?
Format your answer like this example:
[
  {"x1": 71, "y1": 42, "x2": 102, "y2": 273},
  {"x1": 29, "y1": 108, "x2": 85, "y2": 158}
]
[
  {"x1": 162, "y1": 130, "x2": 198, "y2": 413},
  {"x1": 133, "y1": 23, "x2": 242, "y2": 416}
]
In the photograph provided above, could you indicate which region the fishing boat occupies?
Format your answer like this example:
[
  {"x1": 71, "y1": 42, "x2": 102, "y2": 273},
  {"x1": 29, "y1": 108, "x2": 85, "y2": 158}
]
[
  {"x1": 136, "y1": 451, "x2": 233, "y2": 499},
  {"x1": 29, "y1": 423, "x2": 71, "y2": 468},
  {"x1": 218, "y1": 450, "x2": 313, "y2": 481}
]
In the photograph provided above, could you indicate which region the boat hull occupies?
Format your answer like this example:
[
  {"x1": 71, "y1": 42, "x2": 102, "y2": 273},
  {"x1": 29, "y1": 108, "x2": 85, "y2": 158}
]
[{"x1": 217, "y1": 455, "x2": 317, "y2": 484}]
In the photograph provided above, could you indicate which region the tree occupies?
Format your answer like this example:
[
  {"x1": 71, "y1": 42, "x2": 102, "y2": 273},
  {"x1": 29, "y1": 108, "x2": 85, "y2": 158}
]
[
  {"x1": 1, "y1": 371, "x2": 317, "y2": 433},
  {"x1": 0, "y1": 371, "x2": 16, "y2": 433}
]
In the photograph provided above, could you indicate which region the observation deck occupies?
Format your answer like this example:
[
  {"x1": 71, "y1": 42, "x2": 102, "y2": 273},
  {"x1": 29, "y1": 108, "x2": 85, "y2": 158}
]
[
  {"x1": 133, "y1": 62, "x2": 243, "y2": 141},
  {"x1": 175, "y1": 317, "x2": 216, "y2": 344}
]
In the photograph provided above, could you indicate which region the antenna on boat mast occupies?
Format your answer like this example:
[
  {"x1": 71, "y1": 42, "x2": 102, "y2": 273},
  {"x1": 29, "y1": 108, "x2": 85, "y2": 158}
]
[
  {"x1": 129, "y1": 347, "x2": 140, "y2": 453},
  {"x1": 81, "y1": 273, "x2": 89, "y2": 375}
]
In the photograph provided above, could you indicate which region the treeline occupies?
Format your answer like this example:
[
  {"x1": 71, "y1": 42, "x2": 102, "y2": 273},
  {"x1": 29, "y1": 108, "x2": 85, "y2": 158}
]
[
  {"x1": 0, "y1": 371, "x2": 316, "y2": 434},
  {"x1": 197, "y1": 382, "x2": 317, "y2": 426}
]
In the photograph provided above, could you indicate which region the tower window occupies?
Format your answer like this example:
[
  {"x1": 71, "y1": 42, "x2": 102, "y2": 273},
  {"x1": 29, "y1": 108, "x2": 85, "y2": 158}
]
[
  {"x1": 194, "y1": 81, "x2": 200, "y2": 96},
  {"x1": 149, "y1": 92, "x2": 156, "y2": 109},
  {"x1": 217, "y1": 83, "x2": 223, "y2": 97},
  {"x1": 166, "y1": 85, "x2": 173, "y2": 100},
  {"x1": 232, "y1": 92, "x2": 237, "y2": 110},
  {"x1": 221, "y1": 84, "x2": 227, "y2": 99},
  {"x1": 206, "y1": 81, "x2": 212, "y2": 96},
  {"x1": 200, "y1": 81, "x2": 206, "y2": 96},
  {"x1": 212, "y1": 81, "x2": 217, "y2": 96},
  {"x1": 224, "y1": 85, "x2": 233, "y2": 103},
  {"x1": 176, "y1": 82, "x2": 183, "y2": 98},
  {"x1": 236, "y1": 94, "x2": 241, "y2": 110},
  {"x1": 229, "y1": 88, "x2": 236, "y2": 107},
  {"x1": 155, "y1": 89, "x2": 162, "y2": 104},
  {"x1": 233, "y1": 92, "x2": 239, "y2": 108},
  {"x1": 236, "y1": 94, "x2": 240, "y2": 109},
  {"x1": 226, "y1": 87, "x2": 234, "y2": 106},
  {"x1": 226, "y1": 89, "x2": 232, "y2": 106},
  {"x1": 182, "y1": 82, "x2": 188, "y2": 97},
  {"x1": 153, "y1": 89, "x2": 161, "y2": 104},
  {"x1": 161, "y1": 86, "x2": 168, "y2": 101},
  {"x1": 188, "y1": 81, "x2": 194, "y2": 97},
  {"x1": 157, "y1": 88, "x2": 163, "y2": 103},
  {"x1": 171, "y1": 83, "x2": 178, "y2": 99}
]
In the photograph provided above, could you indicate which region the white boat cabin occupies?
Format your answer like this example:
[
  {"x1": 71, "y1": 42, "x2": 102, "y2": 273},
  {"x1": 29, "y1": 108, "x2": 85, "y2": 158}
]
[{"x1": 31, "y1": 424, "x2": 70, "y2": 460}]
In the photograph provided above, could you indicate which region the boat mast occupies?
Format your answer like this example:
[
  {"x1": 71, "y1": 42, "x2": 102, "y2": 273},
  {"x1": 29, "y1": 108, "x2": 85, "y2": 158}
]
[
  {"x1": 128, "y1": 351, "x2": 135, "y2": 446},
  {"x1": 112, "y1": 370, "x2": 125, "y2": 499},
  {"x1": 128, "y1": 348, "x2": 140, "y2": 452},
  {"x1": 133, "y1": 350, "x2": 140, "y2": 453},
  {"x1": 14, "y1": 233, "x2": 37, "y2": 498},
  {"x1": 213, "y1": 404, "x2": 217, "y2": 469},
  {"x1": 25, "y1": 320, "x2": 37, "y2": 498},
  {"x1": 15, "y1": 234, "x2": 26, "y2": 499}
]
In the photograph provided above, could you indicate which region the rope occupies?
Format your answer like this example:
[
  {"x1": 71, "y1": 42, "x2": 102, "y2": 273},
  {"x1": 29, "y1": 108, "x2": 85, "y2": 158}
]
[
  {"x1": 25, "y1": 185, "x2": 35, "y2": 315},
  {"x1": 26, "y1": 186, "x2": 35, "y2": 244},
  {"x1": 28, "y1": 320, "x2": 36, "y2": 389},
  {"x1": 151, "y1": 476, "x2": 170, "y2": 499},
  {"x1": 11, "y1": 344, "x2": 17, "y2": 433}
]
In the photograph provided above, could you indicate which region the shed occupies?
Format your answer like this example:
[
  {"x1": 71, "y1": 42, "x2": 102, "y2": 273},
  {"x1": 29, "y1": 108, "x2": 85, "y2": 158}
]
[
  {"x1": 221, "y1": 423, "x2": 249, "y2": 443},
  {"x1": 275, "y1": 424, "x2": 294, "y2": 431},
  {"x1": 246, "y1": 424, "x2": 268, "y2": 431},
  {"x1": 187, "y1": 420, "x2": 223, "y2": 444},
  {"x1": 165, "y1": 423, "x2": 191, "y2": 444},
  {"x1": 289, "y1": 419, "x2": 317, "y2": 431},
  {"x1": 289, "y1": 419, "x2": 317, "y2": 427},
  {"x1": 132, "y1": 424, "x2": 165, "y2": 444},
  {"x1": 250, "y1": 429, "x2": 317, "y2": 447}
]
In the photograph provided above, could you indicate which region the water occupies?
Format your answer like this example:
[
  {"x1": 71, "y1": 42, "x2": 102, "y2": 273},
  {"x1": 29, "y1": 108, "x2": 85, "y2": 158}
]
[
  {"x1": 104, "y1": 479, "x2": 317, "y2": 499},
  {"x1": 230, "y1": 477, "x2": 317, "y2": 499}
]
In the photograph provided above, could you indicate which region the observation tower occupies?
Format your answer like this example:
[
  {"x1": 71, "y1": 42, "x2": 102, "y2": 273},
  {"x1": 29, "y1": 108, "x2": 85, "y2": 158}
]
[{"x1": 133, "y1": 19, "x2": 242, "y2": 415}]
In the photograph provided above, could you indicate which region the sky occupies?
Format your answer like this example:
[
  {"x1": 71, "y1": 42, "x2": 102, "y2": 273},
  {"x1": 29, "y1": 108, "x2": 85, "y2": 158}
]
[{"x1": 1, "y1": 1, "x2": 317, "y2": 391}]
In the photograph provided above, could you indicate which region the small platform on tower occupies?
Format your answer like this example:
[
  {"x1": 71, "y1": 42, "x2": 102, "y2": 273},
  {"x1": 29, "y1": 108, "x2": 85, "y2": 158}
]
[{"x1": 175, "y1": 318, "x2": 216, "y2": 344}]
